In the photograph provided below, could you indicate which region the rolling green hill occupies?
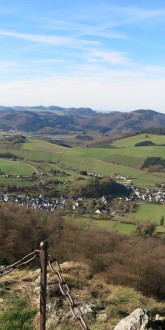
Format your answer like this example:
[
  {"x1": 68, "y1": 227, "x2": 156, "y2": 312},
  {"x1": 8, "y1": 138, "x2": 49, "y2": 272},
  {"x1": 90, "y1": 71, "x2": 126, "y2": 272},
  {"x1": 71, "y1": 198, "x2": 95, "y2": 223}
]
[
  {"x1": 0, "y1": 133, "x2": 165, "y2": 189},
  {"x1": 0, "y1": 133, "x2": 165, "y2": 239}
]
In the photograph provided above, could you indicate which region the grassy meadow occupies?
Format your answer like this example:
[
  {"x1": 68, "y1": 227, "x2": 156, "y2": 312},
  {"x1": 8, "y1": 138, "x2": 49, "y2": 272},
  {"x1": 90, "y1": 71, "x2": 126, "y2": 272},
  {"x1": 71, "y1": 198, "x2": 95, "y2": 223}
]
[
  {"x1": 0, "y1": 133, "x2": 164, "y2": 183},
  {"x1": 0, "y1": 159, "x2": 34, "y2": 175},
  {"x1": 133, "y1": 203, "x2": 165, "y2": 225},
  {"x1": 68, "y1": 202, "x2": 165, "y2": 235},
  {"x1": 0, "y1": 133, "x2": 165, "y2": 235},
  {"x1": 67, "y1": 215, "x2": 137, "y2": 235},
  {"x1": 0, "y1": 132, "x2": 165, "y2": 188}
]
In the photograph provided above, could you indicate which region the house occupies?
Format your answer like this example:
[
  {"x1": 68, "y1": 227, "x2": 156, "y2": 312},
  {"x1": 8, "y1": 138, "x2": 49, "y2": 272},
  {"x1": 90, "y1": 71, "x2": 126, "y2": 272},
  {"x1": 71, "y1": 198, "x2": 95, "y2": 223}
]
[{"x1": 95, "y1": 209, "x2": 101, "y2": 214}]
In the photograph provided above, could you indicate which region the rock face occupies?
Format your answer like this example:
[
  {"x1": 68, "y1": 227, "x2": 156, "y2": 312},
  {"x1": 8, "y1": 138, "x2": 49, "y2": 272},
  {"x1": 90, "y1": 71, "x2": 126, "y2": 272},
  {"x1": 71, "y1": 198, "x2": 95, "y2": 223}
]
[
  {"x1": 114, "y1": 308, "x2": 165, "y2": 330},
  {"x1": 114, "y1": 308, "x2": 149, "y2": 330},
  {"x1": 46, "y1": 298, "x2": 106, "y2": 329}
]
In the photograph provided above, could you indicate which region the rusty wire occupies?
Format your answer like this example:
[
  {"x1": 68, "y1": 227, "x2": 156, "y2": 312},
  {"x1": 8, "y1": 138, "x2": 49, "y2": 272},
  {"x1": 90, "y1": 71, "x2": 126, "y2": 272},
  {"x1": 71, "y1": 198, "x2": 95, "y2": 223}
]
[
  {"x1": 0, "y1": 250, "x2": 40, "y2": 276},
  {"x1": 48, "y1": 257, "x2": 89, "y2": 330}
]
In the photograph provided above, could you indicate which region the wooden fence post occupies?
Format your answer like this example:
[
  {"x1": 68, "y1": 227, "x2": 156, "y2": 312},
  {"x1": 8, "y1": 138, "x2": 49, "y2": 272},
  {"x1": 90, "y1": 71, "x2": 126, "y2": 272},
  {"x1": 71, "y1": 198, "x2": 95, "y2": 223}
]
[{"x1": 40, "y1": 240, "x2": 48, "y2": 330}]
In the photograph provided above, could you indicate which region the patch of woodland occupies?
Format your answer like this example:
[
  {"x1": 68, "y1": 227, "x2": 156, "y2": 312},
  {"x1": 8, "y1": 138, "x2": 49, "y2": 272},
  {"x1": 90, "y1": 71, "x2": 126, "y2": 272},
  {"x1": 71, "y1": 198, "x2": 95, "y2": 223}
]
[
  {"x1": 142, "y1": 127, "x2": 165, "y2": 135},
  {"x1": 70, "y1": 176, "x2": 132, "y2": 198},
  {"x1": 0, "y1": 152, "x2": 23, "y2": 160},
  {"x1": 135, "y1": 140, "x2": 156, "y2": 146},
  {"x1": 141, "y1": 157, "x2": 165, "y2": 172}
]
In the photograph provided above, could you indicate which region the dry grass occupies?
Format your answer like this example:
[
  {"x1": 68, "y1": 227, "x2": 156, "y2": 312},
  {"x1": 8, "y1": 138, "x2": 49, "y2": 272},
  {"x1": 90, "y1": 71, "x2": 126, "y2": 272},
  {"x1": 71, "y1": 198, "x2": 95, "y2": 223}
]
[{"x1": 0, "y1": 262, "x2": 165, "y2": 330}]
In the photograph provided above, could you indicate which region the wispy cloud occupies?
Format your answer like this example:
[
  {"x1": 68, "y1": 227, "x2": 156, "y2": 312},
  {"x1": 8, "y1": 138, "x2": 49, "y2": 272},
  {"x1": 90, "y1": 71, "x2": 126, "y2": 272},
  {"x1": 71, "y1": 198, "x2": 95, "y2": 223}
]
[
  {"x1": 39, "y1": 5, "x2": 165, "y2": 33},
  {"x1": 36, "y1": 58, "x2": 74, "y2": 64},
  {"x1": 87, "y1": 50, "x2": 133, "y2": 65},
  {"x1": 39, "y1": 18, "x2": 128, "y2": 40},
  {"x1": 0, "y1": 28, "x2": 132, "y2": 68},
  {"x1": 0, "y1": 29, "x2": 100, "y2": 49},
  {"x1": 0, "y1": 1, "x2": 165, "y2": 112},
  {"x1": 123, "y1": 6, "x2": 165, "y2": 21},
  {"x1": 92, "y1": 5, "x2": 165, "y2": 28}
]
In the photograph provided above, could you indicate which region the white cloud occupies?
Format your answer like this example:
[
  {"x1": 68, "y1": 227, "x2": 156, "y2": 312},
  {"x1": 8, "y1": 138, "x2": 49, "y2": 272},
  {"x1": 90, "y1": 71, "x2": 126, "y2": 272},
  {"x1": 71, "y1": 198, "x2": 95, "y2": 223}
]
[
  {"x1": 0, "y1": 29, "x2": 100, "y2": 49},
  {"x1": 0, "y1": 2, "x2": 165, "y2": 113},
  {"x1": 100, "y1": 5, "x2": 165, "y2": 28},
  {"x1": 35, "y1": 58, "x2": 74, "y2": 64},
  {"x1": 40, "y1": 17, "x2": 128, "y2": 40},
  {"x1": 124, "y1": 6, "x2": 165, "y2": 20},
  {"x1": 87, "y1": 50, "x2": 133, "y2": 65}
]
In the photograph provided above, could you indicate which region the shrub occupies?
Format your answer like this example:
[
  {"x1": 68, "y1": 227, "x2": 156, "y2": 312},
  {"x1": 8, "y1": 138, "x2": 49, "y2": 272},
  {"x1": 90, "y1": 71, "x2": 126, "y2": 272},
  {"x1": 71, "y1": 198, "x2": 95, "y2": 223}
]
[{"x1": 0, "y1": 296, "x2": 36, "y2": 330}]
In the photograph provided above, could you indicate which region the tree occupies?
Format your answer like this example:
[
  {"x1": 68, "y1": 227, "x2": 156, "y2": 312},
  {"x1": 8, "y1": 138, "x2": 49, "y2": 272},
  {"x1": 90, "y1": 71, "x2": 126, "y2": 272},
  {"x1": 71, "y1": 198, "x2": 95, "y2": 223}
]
[
  {"x1": 160, "y1": 215, "x2": 164, "y2": 226},
  {"x1": 136, "y1": 222, "x2": 156, "y2": 237}
]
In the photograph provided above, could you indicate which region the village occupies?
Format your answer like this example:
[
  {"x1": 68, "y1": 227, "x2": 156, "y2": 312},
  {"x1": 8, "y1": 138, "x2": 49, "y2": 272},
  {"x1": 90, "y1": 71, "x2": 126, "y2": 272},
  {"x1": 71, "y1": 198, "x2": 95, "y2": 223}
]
[{"x1": 0, "y1": 178, "x2": 164, "y2": 215}]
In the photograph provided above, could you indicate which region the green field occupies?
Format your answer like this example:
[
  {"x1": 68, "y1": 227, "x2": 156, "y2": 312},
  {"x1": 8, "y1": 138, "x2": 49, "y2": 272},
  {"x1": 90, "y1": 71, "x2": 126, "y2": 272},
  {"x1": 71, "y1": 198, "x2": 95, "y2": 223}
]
[
  {"x1": 68, "y1": 215, "x2": 137, "y2": 235},
  {"x1": 156, "y1": 225, "x2": 165, "y2": 233},
  {"x1": 0, "y1": 132, "x2": 165, "y2": 235},
  {"x1": 112, "y1": 133, "x2": 165, "y2": 147},
  {"x1": 133, "y1": 204, "x2": 165, "y2": 225},
  {"x1": 0, "y1": 133, "x2": 165, "y2": 188},
  {"x1": 0, "y1": 159, "x2": 34, "y2": 175},
  {"x1": 22, "y1": 139, "x2": 63, "y2": 152},
  {"x1": 69, "y1": 208, "x2": 165, "y2": 235},
  {"x1": 115, "y1": 222, "x2": 137, "y2": 234}
]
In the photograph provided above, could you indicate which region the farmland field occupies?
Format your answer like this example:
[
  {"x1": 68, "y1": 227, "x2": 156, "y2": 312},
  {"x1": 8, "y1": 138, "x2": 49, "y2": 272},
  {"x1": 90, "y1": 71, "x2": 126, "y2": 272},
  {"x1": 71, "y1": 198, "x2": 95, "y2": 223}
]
[
  {"x1": 0, "y1": 132, "x2": 165, "y2": 235},
  {"x1": 68, "y1": 215, "x2": 137, "y2": 235},
  {"x1": 22, "y1": 139, "x2": 63, "y2": 153},
  {"x1": 133, "y1": 204, "x2": 165, "y2": 225},
  {"x1": 0, "y1": 159, "x2": 34, "y2": 175},
  {"x1": 112, "y1": 133, "x2": 165, "y2": 147},
  {"x1": 0, "y1": 133, "x2": 165, "y2": 188},
  {"x1": 67, "y1": 211, "x2": 165, "y2": 235}
]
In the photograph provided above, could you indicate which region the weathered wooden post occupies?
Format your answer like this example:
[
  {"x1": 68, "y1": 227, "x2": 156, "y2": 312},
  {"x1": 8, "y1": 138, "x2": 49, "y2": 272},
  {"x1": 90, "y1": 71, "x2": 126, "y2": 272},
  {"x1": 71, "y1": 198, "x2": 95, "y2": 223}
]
[{"x1": 40, "y1": 240, "x2": 48, "y2": 330}]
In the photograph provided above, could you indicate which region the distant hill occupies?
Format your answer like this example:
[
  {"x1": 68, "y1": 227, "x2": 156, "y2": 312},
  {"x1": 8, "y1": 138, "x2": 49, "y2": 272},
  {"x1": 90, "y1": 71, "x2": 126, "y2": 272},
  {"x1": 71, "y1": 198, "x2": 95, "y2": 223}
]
[
  {"x1": 0, "y1": 106, "x2": 164, "y2": 134},
  {"x1": 0, "y1": 105, "x2": 95, "y2": 114},
  {"x1": 65, "y1": 107, "x2": 95, "y2": 115}
]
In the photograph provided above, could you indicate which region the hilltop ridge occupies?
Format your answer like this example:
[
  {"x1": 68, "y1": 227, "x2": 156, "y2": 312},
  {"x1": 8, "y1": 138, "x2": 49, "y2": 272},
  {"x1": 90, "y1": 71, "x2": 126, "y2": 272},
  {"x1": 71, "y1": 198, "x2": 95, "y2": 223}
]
[{"x1": 0, "y1": 106, "x2": 164, "y2": 134}]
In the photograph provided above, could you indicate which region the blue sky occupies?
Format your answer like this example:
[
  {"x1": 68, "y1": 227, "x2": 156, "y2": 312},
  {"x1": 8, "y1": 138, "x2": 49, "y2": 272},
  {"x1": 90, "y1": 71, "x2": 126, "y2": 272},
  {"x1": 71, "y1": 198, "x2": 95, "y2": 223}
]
[{"x1": 0, "y1": 0, "x2": 165, "y2": 112}]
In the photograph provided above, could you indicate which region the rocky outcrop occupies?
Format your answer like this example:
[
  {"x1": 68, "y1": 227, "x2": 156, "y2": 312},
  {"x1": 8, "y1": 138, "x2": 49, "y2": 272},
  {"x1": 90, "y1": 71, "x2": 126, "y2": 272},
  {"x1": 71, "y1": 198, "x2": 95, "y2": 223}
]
[
  {"x1": 1, "y1": 265, "x2": 165, "y2": 330},
  {"x1": 46, "y1": 299, "x2": 106, "y2": 328},
  {"x1": 114, "y1": 308, "x2": 165, "y2": 330}
]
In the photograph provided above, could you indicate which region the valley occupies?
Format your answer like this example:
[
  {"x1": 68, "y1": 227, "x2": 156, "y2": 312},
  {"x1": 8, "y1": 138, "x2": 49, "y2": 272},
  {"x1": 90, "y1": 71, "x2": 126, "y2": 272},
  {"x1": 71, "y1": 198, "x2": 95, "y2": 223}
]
[
  {"x1": 0, "y1": 130, "x2": 165, "y2": 236},
  {"x1": 0, "y1": 110, "x2": 165, "y2": 329}
]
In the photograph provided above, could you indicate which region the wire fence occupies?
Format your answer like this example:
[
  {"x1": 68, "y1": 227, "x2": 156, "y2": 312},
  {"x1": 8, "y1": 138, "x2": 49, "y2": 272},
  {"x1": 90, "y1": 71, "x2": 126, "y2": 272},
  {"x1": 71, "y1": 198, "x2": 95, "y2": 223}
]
[{"x1": 0, "y1": 240, "x2": 89, "y2": 330}]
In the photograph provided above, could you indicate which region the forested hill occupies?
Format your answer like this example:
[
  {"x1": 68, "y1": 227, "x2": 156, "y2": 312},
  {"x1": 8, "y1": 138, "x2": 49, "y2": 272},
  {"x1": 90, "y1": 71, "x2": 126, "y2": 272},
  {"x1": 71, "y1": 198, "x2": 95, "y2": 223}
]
[{"x1": 0, "y1": 106, "x2": 165, "y2": 134}]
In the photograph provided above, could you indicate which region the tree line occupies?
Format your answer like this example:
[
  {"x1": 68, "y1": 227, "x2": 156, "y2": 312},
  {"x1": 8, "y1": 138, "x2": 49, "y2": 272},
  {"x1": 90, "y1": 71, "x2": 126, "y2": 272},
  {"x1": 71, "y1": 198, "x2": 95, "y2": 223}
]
[{"x1": 141, "y1": 157, "x2": 165, "y2": 172}]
